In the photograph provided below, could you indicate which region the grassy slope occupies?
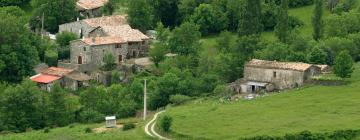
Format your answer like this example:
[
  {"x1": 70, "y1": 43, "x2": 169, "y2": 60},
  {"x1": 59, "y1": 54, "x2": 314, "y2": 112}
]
[
  {"x1": 0, "y1": 118, "x2": 154, "y2": 140},
  {"x1": 165, "y1": 64, "x2": 360, "y2": 139}
]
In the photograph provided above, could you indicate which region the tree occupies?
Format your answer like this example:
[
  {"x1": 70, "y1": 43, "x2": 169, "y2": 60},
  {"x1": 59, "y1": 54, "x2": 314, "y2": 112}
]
[
  {"x1": 312, "y1": 0, "x2": 323, "y2": 41},
  {"x1": 102, "y1": 53, "x2": 116, "y2": 71},
  {"x1": 150, "y1": 44, "x2": 167, "y2": 67},
  {"x1": 44, "y1": 49, "x2": 58, "y2": 66},
  {"x1": 128, "y1": 0, "x2": 154, "y2": 32},
  {"x1": 152, "y1": 0, "x2": 180, "y2": 27},
  {"x1": 238, "y1": 0, "x2": 263, "y2": 36},
  {"x1": 168, "y1": 22, "x2": 201, "y2": 56},
  {"x1": 178, "y1": 0, "x2": 203, "y2": 22},
  {"x1": 275, "y1": 0, "x2": 290, "y2": 43},
  {"x1": 29, "y1": 0, "x2": 78, "y2": 33},
  {"x1": 101, "y1": 0, "x2": 115, "y2": 15},
  {"x1": 333, "y1": 51, "x2": 354, "y2": 78},
  {"x1": 155, "y1": 22, "x2": 171, "y2": 45},
  {"x1": 307, "y1": 46, "x2": 327, "y2": 64},
  {"x1": 0, "y1": 12, "x2": 39, "y2": 83},
  {"x1": 56, "y1": 31, "x2": 78, "y2": 60},
  {"x1": 190, "y1": 4, "x2": 228, "y2": 35},
  {"x1": 159, "y1": 115, "x2": 173, "y2": 132},
  {"x1": 149, "y1": 72, "x2": 180, "y2": 109},
  {"x1": 0, "y1": 0, "x2": 30, "y2": 6}
]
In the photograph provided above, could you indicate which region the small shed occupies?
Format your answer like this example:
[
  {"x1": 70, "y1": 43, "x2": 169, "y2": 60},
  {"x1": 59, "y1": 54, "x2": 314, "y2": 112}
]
[{"x1": 105, "y1": 116, "x2": 116, "y2": 128}]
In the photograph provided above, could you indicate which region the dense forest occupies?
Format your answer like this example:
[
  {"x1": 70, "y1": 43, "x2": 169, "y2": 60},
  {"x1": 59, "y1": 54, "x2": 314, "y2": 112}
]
[{"x1": 0, "y1": 0, "x2": 359, "y2": 133}]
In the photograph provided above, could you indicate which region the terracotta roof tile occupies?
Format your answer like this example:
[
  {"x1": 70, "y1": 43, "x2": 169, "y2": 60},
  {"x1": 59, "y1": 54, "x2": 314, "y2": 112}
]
[
  {"x1": 246, "y1": 59, "x2": 314, "y2": 71},
  {"x1": 82, "y1": 36, "x2": 126, "y2": 45},
  {"x1": 76, "y1": 0, "x2": 108, "y2": 10},
  {"x1": 101, "y1": 25, "x2": 150, "y2": 42},
  {"x1": 30, "y1": 74, "x2": 61, "y2": 84},
  {"x1": 83, "y1": 15, "x2": 128, "y2": 27},
  {"x1": 41, "y1": 67, "x2": 74, "y2": 77}
]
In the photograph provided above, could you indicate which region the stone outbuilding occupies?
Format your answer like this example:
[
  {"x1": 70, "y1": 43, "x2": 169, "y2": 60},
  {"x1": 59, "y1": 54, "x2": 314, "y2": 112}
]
[
  {"x1": 237, "y1": 59, "x2": 322, "y2": 93},
  {"x1": 76, "y1": 0, "x2": 108, "y2": 18},
  {"x1": 30, "y1": 67, "x2": 91, "y2": 91}
]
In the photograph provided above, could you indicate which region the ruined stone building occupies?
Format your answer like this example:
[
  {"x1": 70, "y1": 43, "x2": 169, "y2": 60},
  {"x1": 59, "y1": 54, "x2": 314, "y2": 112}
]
[
  {"x1": 232, "y1": 59, "x2": 322, "y2": 93},
  {"x1": 76, "y1": 0, "x2": 108, "y2": 18}
]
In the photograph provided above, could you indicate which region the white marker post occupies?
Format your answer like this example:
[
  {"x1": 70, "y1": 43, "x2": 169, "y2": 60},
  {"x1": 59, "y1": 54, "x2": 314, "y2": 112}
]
[{"x1": 143, "y1": 79, "x2": 147, "y2": 120}]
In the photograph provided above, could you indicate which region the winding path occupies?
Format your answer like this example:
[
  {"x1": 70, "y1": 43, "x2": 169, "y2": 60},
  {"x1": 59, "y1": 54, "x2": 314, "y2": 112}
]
[{"x1": 144, "y1": 110, "x2": 171, "y2": 140}]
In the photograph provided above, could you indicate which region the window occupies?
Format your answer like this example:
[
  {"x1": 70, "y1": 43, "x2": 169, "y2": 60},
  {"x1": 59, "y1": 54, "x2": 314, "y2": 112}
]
[
  {"x1": 78, "y1": 56, "x2": 82, "y2": 64},
  {"x1": 273, "y1": 71, "x2": 277, "y2": 78},
  {"x1": 142, "y1": 41, "x2": 146, "y2": 45},
  {"x1": 118, "y1": 55, "x2": 123, "y2": 63},
  {"x1": 83, "y1": 47, "x2": 86, "y2": 51},
  {"x1": 128, "y1": 42, "x2": 133, "y2": 45},
  {"x1": 116, "y1": 44, "x2": 122, "y2": 48}
]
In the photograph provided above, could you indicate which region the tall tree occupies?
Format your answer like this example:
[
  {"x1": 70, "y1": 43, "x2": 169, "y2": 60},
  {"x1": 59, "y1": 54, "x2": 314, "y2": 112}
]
[
  {"x1": 128, "y1": 0, "x2": 154, "y2": 32},
  {"x1": 333, "y1": 51, "x2": 354, "y2": 78},
  {"x1": 168, "y1": 22, "x2": 201, "y2": 56},
  {"x1": 312, "y1": 0, "x2": 323, "y2": 41},
  {"x1": 238, "y1": 0, "x2": 263, "y2": 36},
  {"x1": 190, "y1": 4, "x2": 228, "y2": 35},
  {"x1": 275, "y1": 0, "x2": 289, "y2": 43},
  {"x1": 152, "y1": 0, "x2": 180, "y2": 28}
]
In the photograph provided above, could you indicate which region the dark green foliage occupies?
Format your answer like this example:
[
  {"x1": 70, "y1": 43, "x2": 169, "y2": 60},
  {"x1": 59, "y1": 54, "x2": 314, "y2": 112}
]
[
  {"x1": 0, "y1": 11, "x2": 39, "y2": 83},
  {"x1": 84, "y1": 127, "x2": 92, "y2": 133},
  {"x1": 238, "y1": 0, "x2": 263, "y2": 36},
  {"x1": 0, "y1": 6, "x2": 26, "y2": 17},
  {"x1": 325, "y1": 11, "x2": 360, "y2": 37},
  {"x1": 56, "y1": 31, "x2": 78, "y2": 47},
  {"x1": 101, "y1": 0, "x2": 115, "y2": 15},
  {"x1": 159, "y1": 115, "x2": 173, "y2": 132},
  {"x1": 29, "y1": 0, "x2": 78, "y2": 33},
  {"x1": 321, "y1": 37, "x2": 359, "y2": 62},
  {"x1": 150, "y1": 44, "x2": 167, "y2": 67},
  {"x1": 312, "y1": 0, "x2": 323, "y2": 41},
  {"x1": 213, "y1": 85, "x2": 234, "y2": 98},
  {"x1": 333, "y1": 51, "x2": 354, "y2": 78},
  {"x1": 262, "y1": 1, "x2": 278, "y2": 31},
  {"x1": 307, "y1": 46, "x2": 327, "y2": 64},
  {"x1": 44, "y1": 49, "x2": 58, "y2": 66},
  {"x1": 275, "y1": 0, "x2": 290, "y2": 43},
  {"x1": 128, "y1": 0, "x2": 154, "y2": 32},
  {"x1": 43, "y1": 127, "x2": 50, "y2": 133},
  {"x1": 79, "y1": 109, "x2": 104, "y2": 123},
  {"x1": 123, "y1": 123, "x2": 136, "y2": 131},
  {"x1": 273, "y1": 0, "x2": 314, "y2": 8},
  {"x1": 0, "y1": 0, "x2": 30, "y2": 6},
  {"x1": 168, "y1": 22, "x2": 201, "y2": 56},
  {"x1": 152, "y1": 0, "x2": 180, "y2": 28},
  {"x1": 169, "y1": 94, "x2": 191, "y2": 105},
  {"x1": 190, "y1": 4, "x2": 228, "y2": 35}
]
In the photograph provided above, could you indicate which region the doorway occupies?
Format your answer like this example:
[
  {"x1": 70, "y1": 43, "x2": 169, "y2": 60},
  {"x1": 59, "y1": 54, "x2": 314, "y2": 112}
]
[{"x1": 78, "y1": 56, "x2": 82, "y2": 64}]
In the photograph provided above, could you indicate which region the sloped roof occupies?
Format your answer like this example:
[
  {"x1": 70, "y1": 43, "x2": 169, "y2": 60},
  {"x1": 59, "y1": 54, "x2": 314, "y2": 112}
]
[
  {"x1": 83, "y1": 15, "x2": 128, "y2": 27},
  {"x1": 101, "y1": 25, "x2": 150, "y2": 42},
  {"x1": 30, "y1": 74, "x2": 61, "y2": 84},
  {"x1": 315, "y1": 64, "x2": 330, "y2": 71},
  {"x1": 82, "y1": 36, "x2": 126, "y2": 45},
  {"x1": 76, "y1": 0, "x2": 108, "y2": 10},
  {"x1": 41, "y1": 67, "x2": 74, "y2": 77},
  {"x1": 246, "y1": 59, "x2": 314, "y2": 71},
  {"x1": 65, "y1": 71, "x2": 92, "y2": 81}
]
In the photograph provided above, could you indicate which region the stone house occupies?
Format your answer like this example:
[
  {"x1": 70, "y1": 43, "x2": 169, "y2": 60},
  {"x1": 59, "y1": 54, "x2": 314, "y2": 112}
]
[
  {"x1": 30, "y1": 67, "x2": 91, "y2": 91},
  {"x1": 238, "y1": 59, "x2": 321, "y2": 93},
  {"x1": 59, "y1": 15, "x2": 128, "y2": 38},
  {"x1": 76, "y1": 0, "x2": 108, "y2": 18}
]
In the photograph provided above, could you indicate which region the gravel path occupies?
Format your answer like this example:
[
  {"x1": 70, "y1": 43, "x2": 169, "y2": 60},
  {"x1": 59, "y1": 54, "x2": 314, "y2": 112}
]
[{"x1": 144, "y1": 110, "x2": 171, "y2": 140}]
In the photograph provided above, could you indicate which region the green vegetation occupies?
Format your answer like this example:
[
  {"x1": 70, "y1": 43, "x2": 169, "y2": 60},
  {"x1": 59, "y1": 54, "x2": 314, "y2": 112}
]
[{"x1": 164, "y1": 64, "x2": 360, "y2": 139}]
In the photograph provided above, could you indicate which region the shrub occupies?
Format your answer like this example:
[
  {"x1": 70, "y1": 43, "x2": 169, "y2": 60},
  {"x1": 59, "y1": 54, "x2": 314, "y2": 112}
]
[
  {"x1": 43, "y1": 127, "x2": 50, "y2": 133},
  {"x1": 213, "y1": 85, "x2": 235, "y2": 99},
  {"x1": 159, "y1": 115, "x2": 173, "y2": 132},
  {"x1": 169, "y1": 94, "x2": 191, "y2": 105},
  {"x1": 122, "y1": 123, "x2": 136, "y2": 131},
  {"x1": 79, "y1": 109, "x2": 105, "y2": 123},
  {"x1": 44, "y1": 49, "x2": 58, "y2": 66},
  {"x1": 85, "y1": 127, "x2": 92, "y2": 133}
]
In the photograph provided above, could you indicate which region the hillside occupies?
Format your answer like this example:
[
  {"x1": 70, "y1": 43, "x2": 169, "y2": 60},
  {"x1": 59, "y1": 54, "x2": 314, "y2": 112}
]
[{"x1": 164, "y1": 64, "x2": 360, "y2": 139}]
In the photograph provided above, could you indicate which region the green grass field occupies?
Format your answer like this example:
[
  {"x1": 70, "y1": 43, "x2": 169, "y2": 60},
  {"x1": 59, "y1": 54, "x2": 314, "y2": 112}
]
[
  {"x1": 164, "y1": 64, "x2": 360, "y2": 139},
  {"x1": 0, "y1": 118, "x2": 153, "y2": 140}
]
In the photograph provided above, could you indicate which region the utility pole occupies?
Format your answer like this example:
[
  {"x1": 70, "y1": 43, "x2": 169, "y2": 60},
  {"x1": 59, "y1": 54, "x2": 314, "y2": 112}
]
[
  {"x1": 143, "y1": 79, "x2": 147, "y2": 120},
  {"x1": 41, "y1": 12, "x2": 44, "y2": 39}
]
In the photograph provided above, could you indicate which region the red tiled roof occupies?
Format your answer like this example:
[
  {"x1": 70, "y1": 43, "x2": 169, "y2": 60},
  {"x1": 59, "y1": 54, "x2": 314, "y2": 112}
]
[
  {"x1": 83, "y1": 15, "x2": 128, "y2": 27},
  {"x1": 30, "y1": 74, "x2": 61, "y2": 84},
  {"x1": 76, "y1": 0, "x2": 108, "y2": 10},
  {"x1": 41, "y1": 67, "x2": 74, "y2": 77}
]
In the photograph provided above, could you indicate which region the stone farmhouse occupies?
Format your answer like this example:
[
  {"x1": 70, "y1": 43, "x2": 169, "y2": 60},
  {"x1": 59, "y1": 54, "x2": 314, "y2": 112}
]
[
  {"x1": 76, "y1": 0, "x2": 108, "y2": 18},
  {"x1": 230, "y1": 59, "x2": 323, "y2": 94},
  {"x1": 30, "y1": 67, "x2": 91, "y2": 91},
  {"x1": 58, "y1": 15, "x2": 150, "y2": 83}
]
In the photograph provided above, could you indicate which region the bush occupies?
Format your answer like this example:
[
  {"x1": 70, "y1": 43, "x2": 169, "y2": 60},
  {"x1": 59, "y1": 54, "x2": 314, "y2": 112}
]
[
  {"x1": 84, "y1": 127, "x2": 92, "y2": 133},
  {"x1": 159, "y1": 115, "x2": 173, "y2": 132},
  {"x1": 122, "y1": 123, "x2": 136, "y2": 131},
  {"x1": 169, "y1": 94, "x2": 191, "y2": 105},
  {"x1": 213, "y1": 85, "x2": 235, "y2": 99},
  {"x1": 43, "y1": 127, "x2": 50, "y2": 133},
  {"x1": 79, "y1": 109, "x2": 105, "y2": 123},
  {"x1": 44, "y1": 49, "x2": 58, "y2": 66},
  {"x1": 274, "y1": 0, "x2": 314, "y2": 8}
]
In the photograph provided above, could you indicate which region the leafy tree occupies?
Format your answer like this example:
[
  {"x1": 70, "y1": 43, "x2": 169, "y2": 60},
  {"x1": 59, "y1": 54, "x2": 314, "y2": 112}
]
[
  {"x1": 238, "y1": 0, "x2": 263, "y2": 36},
  {"x1": 321, "y1": 37, "x2": 358, "y2": 62},
  {"x1": 0, "y1": 12, "x2": 39, "y2": 83},
  {"x1": 29, "y1": 0, "x2": 78, "y2": 33},
  {"x1": 224, "y1": 0, "x2": 243, "y2": 31},
  {"x1": 190, "y1": 4, "x2": 228, "y2": 35},
  {"x1": 150, "y1": 44, "x2": 167, "y2": 67},
  {"x1": 178, "y1": 0, "x2": 205, "y2": 22},
  {"x1": 101, "y1": 0, "x2": 115, "y2": 15},
  {"x1": 255, "y1": 42, "x2": 290, "y2": 61},
  {"x1": 102, "y1": 53, "x2": 116, "y2": 71},
  {"x1": 215, "y1": 31, "x2": 233, "y2": 52},
  {"x1": 333, "y1": 51, "x2": 354, "y2": 78},
  {"x1": 307, "y1": 46, "x2": 327, "y2": 64},
  {"x1": 149, "y1": 72, "x2": 180, "y2": 109},
  {"x1": 0, "y1": 0, "x2": 30, "y2": 6},
  {"x1": 168, "y1": 22, "x2": 201, "y2": 56},
  {"x1": 159, "y1": 115, "x2": 173, "y2": 132},
  {"x1": 262, "y1": 1, "x2": 279, "y2": 31},
  {"x1": 128, "y1": 0, "x2": 154, "y2": 32},
  {"x1": 327, "y1": 0, "x2": 339, "y2": 11},
  {"x1": 325, "y1": 11, "x2": 360, "y2": 37},
  {"x1": 275, "y1": 0, "x2": 290, "y2": 43},
  {"x1": 44, "y1": 49, "x2": 58, "y2": 66},
  {"x1": 155, "y1": 22, "x2": 171, "y2": 45},
  {"x1": 152, "y1": 0, "x2": 180, "y2": 27},
  {"x1": 56, "y1": 31, "x2": 78, "y2": 60},
  {"x1": 0, "y1": 6, "x2": 26, "y2": 17},
  {"x1": 312, "y1": 0, "x2": 323, "y2": 41}
]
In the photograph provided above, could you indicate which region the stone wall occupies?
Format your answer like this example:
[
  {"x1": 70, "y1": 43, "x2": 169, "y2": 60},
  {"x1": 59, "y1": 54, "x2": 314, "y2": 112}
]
[
  {"x1": 59, "y1": 21, "x2": 94, "y2": 38},
  {"x1": 244, "y1": 67, "x2": 306, "y2": 90}
]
